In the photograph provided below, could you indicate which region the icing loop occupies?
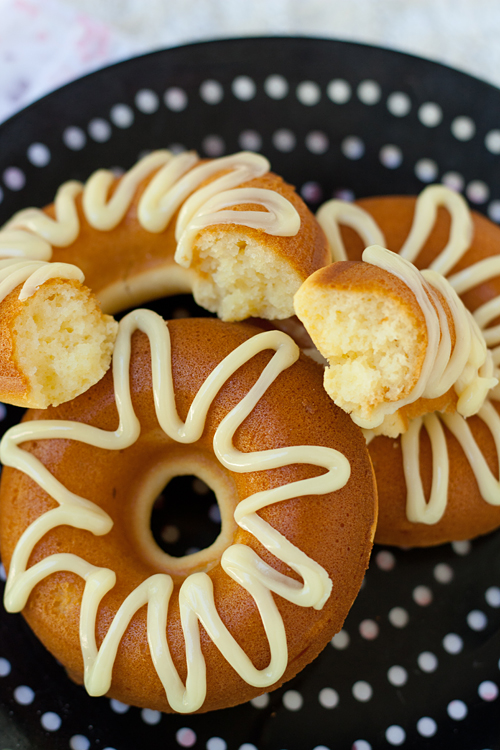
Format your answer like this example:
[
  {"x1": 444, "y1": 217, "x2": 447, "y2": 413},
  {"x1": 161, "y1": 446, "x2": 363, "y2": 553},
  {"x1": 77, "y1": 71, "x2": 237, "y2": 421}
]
[{"x1": 2, "y1": 310, "x2": 350, "y2": 712}]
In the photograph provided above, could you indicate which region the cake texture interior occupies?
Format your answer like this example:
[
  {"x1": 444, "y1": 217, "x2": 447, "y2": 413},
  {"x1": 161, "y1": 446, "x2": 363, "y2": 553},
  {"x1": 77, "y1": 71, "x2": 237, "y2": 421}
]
[
  {"x1": 12, "y1": 280, "x2": 118, "y2": 408},
  {"x1": 305, "y1": 288, "x2": 425, "y2": 418},
  {"x1": 191, "y1": 230, "x2": 302, "y2": 321}
]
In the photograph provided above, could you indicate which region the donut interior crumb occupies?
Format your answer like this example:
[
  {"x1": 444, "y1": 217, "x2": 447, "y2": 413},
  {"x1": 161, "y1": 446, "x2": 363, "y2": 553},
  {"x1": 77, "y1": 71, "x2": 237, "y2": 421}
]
[
  {"x1": 295, "y1": 286, "x2": 424, "y2": 421},
  {"x1": 190, "y1": 231, "x2": 302, "y2": 321},
  {"x1": 12, "y1": 279, "x2": 118, "y2": 408}
]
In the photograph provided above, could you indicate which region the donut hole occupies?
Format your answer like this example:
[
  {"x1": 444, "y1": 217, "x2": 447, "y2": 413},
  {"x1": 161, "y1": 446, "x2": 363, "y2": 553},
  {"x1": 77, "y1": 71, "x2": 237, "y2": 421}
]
[
  {"x1": 132, "y1": 454, "x2": 239, "y2": 577},
  {"x1": 11, "y1": 279, "x2": 117, "y2": 408},
  {"x1": 151, "y1": 475, "x2": 220, "y2": 557}
]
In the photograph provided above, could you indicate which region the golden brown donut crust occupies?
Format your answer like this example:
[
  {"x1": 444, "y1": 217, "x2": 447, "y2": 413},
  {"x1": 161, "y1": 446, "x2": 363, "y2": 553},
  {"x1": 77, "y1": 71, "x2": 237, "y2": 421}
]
[
  {"x1": 340, "y1": 196, "x2": 500, "y2": 546},
  {"x1": 0, "y1": 318, "x2": 377, "y2": 712}
]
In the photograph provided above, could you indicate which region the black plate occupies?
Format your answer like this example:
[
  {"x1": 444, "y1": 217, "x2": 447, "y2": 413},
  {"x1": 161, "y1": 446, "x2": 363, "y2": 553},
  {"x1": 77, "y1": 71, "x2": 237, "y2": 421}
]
[{"x1": 0, "y1": 37, "x2": 499, "y2": 750}]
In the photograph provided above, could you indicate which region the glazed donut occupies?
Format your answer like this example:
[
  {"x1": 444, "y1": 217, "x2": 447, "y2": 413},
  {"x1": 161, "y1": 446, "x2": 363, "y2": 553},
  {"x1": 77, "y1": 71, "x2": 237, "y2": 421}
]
[
  {"x1": 305, "y1": 185, "x2": 500, "y2": 546},
  {"x1": 0, "y1": 150, "x2": 328, "y2": 410},
  {"x1": 295, "y1": 245, "x2": 495, "y2": 437},
  {"x1": 0, "y1": 314, "x2": 377, "y2": 713}
]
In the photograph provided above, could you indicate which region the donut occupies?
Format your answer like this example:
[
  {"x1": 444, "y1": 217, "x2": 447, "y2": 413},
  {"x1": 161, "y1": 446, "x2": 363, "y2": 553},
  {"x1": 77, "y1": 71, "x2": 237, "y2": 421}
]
[
  {"x1": 0, "y1": 313, "x2": 377, "y2": 713},
  {"x1": 294, "y1": 245, "x2": 494, "y2": 437},
  {"x1": 300, "y1": 185, "x2": 500, "y2": 546},
  {"x1": 0, "y1": 150, "x2": 328, "y2": 410}
]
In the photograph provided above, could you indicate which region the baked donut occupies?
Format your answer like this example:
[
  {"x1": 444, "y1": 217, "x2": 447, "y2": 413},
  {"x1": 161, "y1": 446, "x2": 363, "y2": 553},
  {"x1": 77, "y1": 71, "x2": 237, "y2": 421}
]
[
  {"x1": 295, "y1": 245, "x2": 495, "y2": 437},
  {"x1": 303, "y1": 185, "x2": 500, "y2": 546},
  {"x1": 0, "y1": 314, "x2": 377, "y2": 713},
  {"x1": 0, "y1": 150, "x2": 329, "y2": 410}
]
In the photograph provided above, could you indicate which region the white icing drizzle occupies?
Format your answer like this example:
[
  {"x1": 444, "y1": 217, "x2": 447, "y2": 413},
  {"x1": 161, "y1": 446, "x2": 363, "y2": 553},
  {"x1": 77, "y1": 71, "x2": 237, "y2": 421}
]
[
  {"x1": 2, "y1": 309, "x2": 350, "y2": 712},
  {"x1": 356, "y1": 245, "x2": 497, "y2": 430},
  {"x1": 0, "y1": 259, "x2": 84, "y2": 304},
  {"x1": 317, "y1": 184, "x2": 500, "y2": 524},
  {"x1": 316, "y1": 200, "x2": 386, "y2": 262},
  {"x1": 0, "y1": 150, "x2": 300, "y2": 303}
]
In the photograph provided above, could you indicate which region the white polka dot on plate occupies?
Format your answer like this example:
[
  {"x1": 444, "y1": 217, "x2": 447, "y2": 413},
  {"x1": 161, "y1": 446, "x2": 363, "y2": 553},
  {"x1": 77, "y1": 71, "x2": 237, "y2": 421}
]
[
  {"x1": 0, "y1": 657, "x2": 11, "y2": 676},
  {"x1": 200, "y1": 80, "x2": 224, "y2": 105},
  {"x1": 283, "y1": 689, "x2": 303, "y2": 710},
  {"x1": 385, "y1": 725, "x2": 406, "y2": 746},
  {"x1": 206, "y1": 738, "x2": 227, "y2": 750},
  {"x1": 109, "y1": 698, "x2": 130, "y2": 713},
  {"x1": 135, "y1": 89, "x2": 159, "y2": 114},
  {"x1": 305, "y1": 131, "x2": 329, "y2": 154},
  {"x1": 441, "y1": 171, "x2": 464, "y2": 192},
  {"x1": 110, "y1": 103, "x2": 134, "y2": 128},
  {"x1": 357, "y1": 80, "x2": 381, "y2": 105},
  {"x1": 359, "y1": 619, "x2": 379, "y2": 640},
  {"x1": 13, "y1": 685, "x2": 35, "y2": 705},
  {"x1": 238, "y1": 745, "x2": 258, "y2": 750},
  {"x1": 164, "y1": 88, "x2": 188, "y2": 112},
  {"x1": 161, "y1": 524, "x2": 180, "y2": 543},
  {"x1": 376, "y1": 550, "x2": 396, "y2": 571},
  {"x1": 88, "y1": 118, "x2": 112, "y2": 142},
  {"x1": 333, "y1": 188, "x2": 355, "y2": 202},
  {"x1": 413, "y1": 585, "x2": 433, "y2": 606},
  {"x1": 70, "y1": 735, "x2": 90, "y2": 750},
  {"x1": 193, "y1": 478, "x2": 209, "y2": 494},
  {"x1": 27, "y1": 142, "x2": 51, "y2": 167},
  {"x1": 0, "y1": 563, "x2": 6, "y2": 581},
  {"x1": 478, "y1": 680, "x2": 498, "y2": 701},
  {"x1": 485, "y1": 129, "x2": 500, "y2": 154},
  {"x1": 318, "y1": 687, "x2": 339, "y2": 708},
  {"x1": 208, "y1": 503, "x2": 221, "y2": 523},
  {"x1": 40, "y1": 712, "x2": 62, "y2": 731},
  {"x1": 415, "y1": 158, "x2": 438, "y2": 183},
  {"x1": 341, "y1": 136, "x2": 365, "y2": 160},
  {"x1": 416, "y1": 717, "x2": 437, "y2": 737},
  {"x1": 264, "y1": 74, "x2": 288, "y2": 99},
  {"x1": 352, "y1": 681, "x2": 372, "y2": 702},
  {"x1": 386, "y1": 91, "x2": 411, "y2": 117},
  {"x1": 0, "y1": 403, "x2": 7, "y2": 422},
  {"x1": 352, "y1": 742, "x2": 371, "y2": 750},
  {"x1": 451, "y1": 115, "x2": 475, "y2": 141},
  {"x1": 176, "y1": 727, "x2": 197, "y2": 747},
  {"x1": 238, "y1": 130, "x2": 262, "y2": 151},
  {"x1": 296, "y1": 81, "x2": 321, "y2": 106},
  {"x1": 488, "y1": 200, "x2": 500, "y2": 223},
  {"x1": 141, "y1": 708, "x2": 161, "y2": 725},
  {"x1": 331, "y1": 629, "x2": 350, "y2": 649},
  {"x1": 442, "y1": 632, "x2": 463, "y2": 654},
  {"x1": 250, "y1": 693, "x2": 269, "y2": 708},
  {"x1": 466, "y1": 180, "x2": 490, "y2": 204},
  {"x1": 63, "y1": 126, "x2": 86, "y2": 150},
  {"x1": 389, "y1": 607, "x2": 409, "y2": 628},
  {"x1": 301, "y1": 181, "x2": 323, "y2": 203},
  {"x1": 452, "y1": 540, "x2": 471, "y2": 555},
  {"x1": 272, "y1": 129, "x2": 296, "y2": 152},
  {"x1": 379, "y1": 144, "x2": 403, "y2": 169},
  {"x1": 202, "y1": 135, "x2": 225, "y2": 157},
  {"x1": 387, "y1": 666, "x2": 408, "y2": 687},
  {"x1": 3, "y1": 167, "x2": 25, "y2": 191},
  {"x1": 467, "y1": 609, "x2": 488, "y2": 631},
  {"x1": 418, "y1": 102, "x2": 443, "y2": 127},
  {"x1": 485, "y1": 586, "x2": 500, "y2": 607},
  {"x1": 232, "y1": 76, "x2": 256, "y2": 101},
  {"x1": 447, "y1": 699, "x2": 468, "y2": 720},
  {"x1": 418, "y1": 651, "x2": 438, "y2": 672},
  {"x1": 327, "y1": 79, "x2": 351, "y2": 104}
]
